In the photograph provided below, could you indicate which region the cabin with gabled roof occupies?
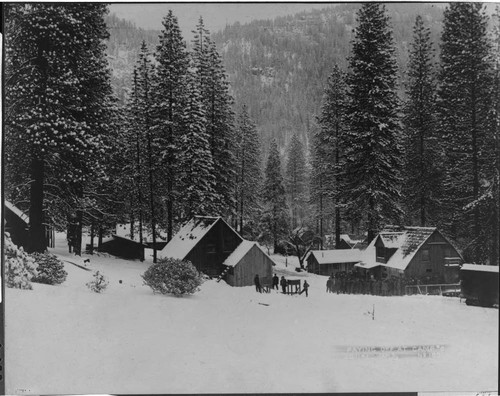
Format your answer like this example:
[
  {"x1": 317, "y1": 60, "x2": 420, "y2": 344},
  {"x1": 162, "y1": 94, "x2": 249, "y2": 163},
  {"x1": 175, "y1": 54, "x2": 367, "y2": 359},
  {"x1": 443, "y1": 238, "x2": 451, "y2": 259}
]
[
  {"x1": 306, "y1": 249, "x2": 362, "y2": 276},
  {"x1": 222, "y1": 240, "x2": 275, "y2": 287},
  {"x1": 359, "y1": 226, "x2": 463, "y2": 283},
  {"x1": 158, "y1": 216, "x2": 243, "y2": 278}
]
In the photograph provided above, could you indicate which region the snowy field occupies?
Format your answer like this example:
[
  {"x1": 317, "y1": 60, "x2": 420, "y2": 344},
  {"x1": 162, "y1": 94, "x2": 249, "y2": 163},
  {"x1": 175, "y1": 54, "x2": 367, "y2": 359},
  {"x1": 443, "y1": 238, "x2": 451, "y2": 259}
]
[{"x1": 5, "y1": 233, "x2": 498, "y2": 394}]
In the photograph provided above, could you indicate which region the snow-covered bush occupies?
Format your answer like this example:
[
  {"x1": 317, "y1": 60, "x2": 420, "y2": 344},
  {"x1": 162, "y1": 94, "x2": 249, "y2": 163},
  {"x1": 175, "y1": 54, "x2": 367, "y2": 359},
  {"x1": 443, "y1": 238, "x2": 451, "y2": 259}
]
[
  {"x1": 31, "y1": 252, "x2": 67, "y2": 285},
  {"x1": 86, "y1": 271, "x2": 109, "y2": 293},
  {"x1": 142, "y1": 258, "x2": 203, "y2": 297},
  {"x1": 4, "y1": 233, "x2": 37, "y2": 290}
]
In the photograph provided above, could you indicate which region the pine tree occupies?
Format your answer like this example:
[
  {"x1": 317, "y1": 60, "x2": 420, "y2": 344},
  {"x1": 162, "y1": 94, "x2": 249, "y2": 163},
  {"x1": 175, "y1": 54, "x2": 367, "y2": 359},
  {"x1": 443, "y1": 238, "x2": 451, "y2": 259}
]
[
  {"x1": 261, "y1": 140, "x2": 289, "y2": 252},
  {"x1": 285, "y1": 133, "x2": 308, "y2": 229},
  {"x1": 153, "y1": 10, "x2": 190, "y2": 241},
  {"x1": 191, "y1": 18, "x2": 237, "y2": 218},
  {"x1": 130, "y1": 41, "x2": 159, "y2": 261},
  {"x1": 177, "y1": 69, "x2": 218, "y2": 220},
  {"x1": 315, "y1": 65, "x2": 349, "y2": 248},
  {"x1": 4, "y1": 4, "x2": 115, "y2": 253},
  {"x1": 437, "y1": 3, "x2": 493, "y2": 262},
  {"x1": 234, "y1": 105, "x2": 262, "y2": 236},
  {"x1": 344, "y1": 3, "x2": 403, "y2": 242},
  {"x1": 403, "y1": 15, "x2": 443, "y2": 227}
]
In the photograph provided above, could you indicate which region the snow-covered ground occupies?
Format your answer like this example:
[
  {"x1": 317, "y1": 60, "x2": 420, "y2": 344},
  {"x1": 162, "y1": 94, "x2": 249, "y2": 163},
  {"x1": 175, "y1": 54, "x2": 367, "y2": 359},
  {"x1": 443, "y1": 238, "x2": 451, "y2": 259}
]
[{"x1": 5, "y1": 233, "x2": 498, "y2": 394}]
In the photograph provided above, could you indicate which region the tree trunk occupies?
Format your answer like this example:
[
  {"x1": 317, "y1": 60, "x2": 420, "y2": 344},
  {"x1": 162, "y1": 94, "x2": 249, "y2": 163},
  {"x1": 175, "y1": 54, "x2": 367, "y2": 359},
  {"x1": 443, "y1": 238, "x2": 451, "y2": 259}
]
[
  {"x1": 28, "y1": 156, "x2": 46, "y2": 253},
  {"x1": 89, "y1": 221, "x2": 95, "y2": 255},
  {"x1": 98, "y1": 225, "x2": 103, "y2": 249}
]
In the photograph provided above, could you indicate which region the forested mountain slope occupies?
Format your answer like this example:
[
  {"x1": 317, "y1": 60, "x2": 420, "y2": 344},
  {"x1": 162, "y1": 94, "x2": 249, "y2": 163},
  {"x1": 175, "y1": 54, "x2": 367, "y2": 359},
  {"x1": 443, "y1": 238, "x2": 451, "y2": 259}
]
[
  {"x1": 105, "y1": 4, "x2": 444, "y2": 147},
  {"x1": 212, "y1": 3, "x2": 444, "y2": 148}
]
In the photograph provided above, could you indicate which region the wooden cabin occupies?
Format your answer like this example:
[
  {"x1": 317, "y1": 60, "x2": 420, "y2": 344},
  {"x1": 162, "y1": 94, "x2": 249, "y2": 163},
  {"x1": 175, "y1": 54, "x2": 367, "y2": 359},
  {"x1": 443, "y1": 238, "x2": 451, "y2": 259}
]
[
  {"x1": 4, "y1": 200, "x2": 31, "y2": 250},
  {"x1": 358, "y1": 226, "x2": 463, "y2": 283},
  {"x1": 222, "y1": 240, "x2": 274, "y2": 287},
  {"x1": 98, "y1": 235, "x2": 147, "y2": 260},
  {"x1": 158, "y1": 216, "x2": 243, "y2": 278},
  {"x1": 306, "y1": 249, "x2": 362, "y2": 276},
  {"x1": 460, "y1": 264, "x2": 499, "y2": 307},
  {"x1": 337, "y1": 234, "x2": 363, "y2": 250}
]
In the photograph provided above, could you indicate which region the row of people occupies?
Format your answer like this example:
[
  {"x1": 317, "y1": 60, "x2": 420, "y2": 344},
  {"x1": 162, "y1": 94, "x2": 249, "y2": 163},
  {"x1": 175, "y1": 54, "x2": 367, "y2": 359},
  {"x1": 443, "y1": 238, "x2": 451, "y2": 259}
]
[{"x1": 326, "y1": 271, "x2": 407, "y2": 296}]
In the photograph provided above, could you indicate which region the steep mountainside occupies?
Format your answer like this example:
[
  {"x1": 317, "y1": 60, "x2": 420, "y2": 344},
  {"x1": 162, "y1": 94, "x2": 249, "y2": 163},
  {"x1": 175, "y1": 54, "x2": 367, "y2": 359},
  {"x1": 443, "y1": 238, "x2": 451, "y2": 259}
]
[
  {"x1": 212, "y1": 3, "x2": 444, "y2": 148},
  {"x1": 105, "y1": 13, "x2": 160, "y2": 105},
  {"x1": 105, "y1": 4, "x2": 444, "y2": 148}
]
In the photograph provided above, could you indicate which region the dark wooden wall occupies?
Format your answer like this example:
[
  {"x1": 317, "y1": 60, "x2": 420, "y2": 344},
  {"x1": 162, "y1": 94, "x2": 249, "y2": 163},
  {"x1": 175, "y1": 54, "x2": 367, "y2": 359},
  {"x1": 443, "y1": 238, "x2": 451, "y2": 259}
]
[
  {"x1": 405, "y1": 231, "x2": 461, "y2": 283},
  {"x1": 4, "y1": 207, "x2": 30, "y2": 250},
  {"x1": 98, "y1": 238, "x2": 145, "y2": 260},
  {"x1": 186, "y1": 220, "x2": 243, "y2": 277},
  {"x1": 226, "y1": 244, "x2": 273, "y2": 287}
]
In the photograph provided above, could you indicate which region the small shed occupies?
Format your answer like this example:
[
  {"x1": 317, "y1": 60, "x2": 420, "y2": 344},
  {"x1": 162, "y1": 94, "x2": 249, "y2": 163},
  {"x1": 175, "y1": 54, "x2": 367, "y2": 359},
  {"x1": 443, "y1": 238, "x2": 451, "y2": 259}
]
[
  {"x1": 306, "y1": 249, "x2": 362, "y2": 276},
  {"x1": 98, "y1": 235, "x2": 147, "y2": 260},
  {"x1": 460, "y1": 264, "x2": 499, "y2": 307},
  {"x1": 337, "y1": 234, "x2": 364, "y2": 250},
  {"x1": 4, "y1": 200, "x2": 31, "y2": 250},
  {"x1": 222, "y1": 240, "x2": 274, "y2": 287},
  {"x1": 158, "y1": 216, "x2": 243, "y2": 278}
]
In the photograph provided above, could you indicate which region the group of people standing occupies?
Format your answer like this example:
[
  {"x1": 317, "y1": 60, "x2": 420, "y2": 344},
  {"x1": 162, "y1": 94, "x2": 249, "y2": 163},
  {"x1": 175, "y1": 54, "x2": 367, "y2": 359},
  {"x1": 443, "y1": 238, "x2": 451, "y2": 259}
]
[
  {"x1": 254, "y1": 273, "x2": 309, "y2": 297},
  {"x1": 326, "y1": 271, "x2": 405, "y2": 296}
]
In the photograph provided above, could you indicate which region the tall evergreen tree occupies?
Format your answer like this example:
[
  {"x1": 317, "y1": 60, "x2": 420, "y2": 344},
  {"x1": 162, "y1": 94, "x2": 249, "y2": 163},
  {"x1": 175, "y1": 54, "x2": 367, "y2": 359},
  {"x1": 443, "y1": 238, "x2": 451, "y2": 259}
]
[
  {"x1": 4, "y1": 4, "x2": 114, "y2": 252},
  {"x1": 437, "y1": 3, "x2": 493, "y2": 262},
  {"x1": 344, "y1": 3, "x2": 403, "y2": 242},
  {"x1": 177, "y1": 69, "x2": 218, "y2": 220},
  {"x1": 285, "y1": 133, "x2": 308, "y2": 229},
  {"x1": 191, "y1": 17, "x2": 237, "y2": 218},
  {"x1": 315, "y1": 65, "x2": 349, "y2": 248},
  {"x1": 133, "y1": 41, "x2": 159, "y2": 262},
  {"x1": 153, "y1": 10, "x2": 190, "y2": 241},
  {"x1": 403, "y1": 15, "x2": 443, "y2": 227},
  {"x1": 234, "y1": 105, "x2": 262, "y2": 236},
  {"x1": 261, "y1": 140, "x2": 289, "y2": 252}
]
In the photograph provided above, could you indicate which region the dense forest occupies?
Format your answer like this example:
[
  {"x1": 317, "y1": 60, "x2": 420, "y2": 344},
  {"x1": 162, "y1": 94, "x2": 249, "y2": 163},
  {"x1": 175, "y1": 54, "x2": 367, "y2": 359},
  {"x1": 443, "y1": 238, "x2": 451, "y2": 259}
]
[{"x1": 3, "y1": 3, "x2": 499, "y2": 267}]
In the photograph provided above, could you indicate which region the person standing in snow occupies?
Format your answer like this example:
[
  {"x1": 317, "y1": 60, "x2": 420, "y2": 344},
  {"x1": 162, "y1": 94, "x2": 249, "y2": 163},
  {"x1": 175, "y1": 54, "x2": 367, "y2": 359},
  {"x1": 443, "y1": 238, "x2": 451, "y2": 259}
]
[
  {"x1": 300, "y1": 280, "x2": 309, "y2": 297},
  {"x1": 326, "y1": 277, "x2": 333, "y2": 293},
  {"x1": 272, "y1": 273, "x2": 279, "y2": 290},
  {"x1": 254, "y1": 274, "x2": 262, "y2": 293},
  {"x1": 280, "y1": 276, "x2": 287, "y2": 294}
]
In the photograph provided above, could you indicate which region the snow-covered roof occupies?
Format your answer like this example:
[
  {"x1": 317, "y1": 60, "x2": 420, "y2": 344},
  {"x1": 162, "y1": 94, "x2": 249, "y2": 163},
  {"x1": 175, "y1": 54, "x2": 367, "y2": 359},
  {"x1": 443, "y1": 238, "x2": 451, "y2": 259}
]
[
  {"x1": 461, "y1": 264, "x2": 499, "y2": 273},
  {"x1": 223, "y1": 240, "x2": 275, "y2": 267},
  {"x1": 340, "y1": 234, "x2": 364, "y2": 248},
  {"x1": 361, "y1": 226, "x2": 437, "y2": 271},
  {"x1": 354, "y1": 261, "x2": 381, "y2": 269},
  {"x1": 308, "y1": 249, "x2": 362, "y2": 264},
  {"x1": 158, "y1": 216, "x2": 235, "y2": 261},
  {"x1": 4, "y1": 200, "x2": 29, "y2": 224},
  {"x1": 379, "y1": 232, "x2": 405, "y2": 248},
  {"x1": 115, "y1": 223, "x2": 168, "y2": 243}
]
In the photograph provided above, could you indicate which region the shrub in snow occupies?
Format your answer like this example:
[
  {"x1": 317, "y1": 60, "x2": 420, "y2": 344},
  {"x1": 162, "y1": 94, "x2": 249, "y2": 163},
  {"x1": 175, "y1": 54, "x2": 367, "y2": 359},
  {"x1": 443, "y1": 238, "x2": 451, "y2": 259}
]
[
  {"x1": 86, "y1": 271, "x2": 109, "y2": 293},
  {"x1": 31, "y1": 252, "x2": 67, "y2": 285},
  {"x1": 142, "y1": 258, "x2": 203, "y2": 297},
  {"x1": 4, "y1": 233, "x2": 37, "y2": 290}
]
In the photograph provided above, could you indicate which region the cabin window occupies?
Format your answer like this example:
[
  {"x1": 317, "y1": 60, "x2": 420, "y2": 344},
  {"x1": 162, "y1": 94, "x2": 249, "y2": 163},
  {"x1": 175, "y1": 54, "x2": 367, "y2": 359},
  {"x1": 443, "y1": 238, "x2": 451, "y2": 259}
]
[
  {"x1": 421, "y1": 249, "x2": 430, "y2": 262},
  {"x1": 426, "y1": 268, "x2": 432, "y2": 273},
  {"x1": 376, "y1": 246, "x2": 385, "y2": 262},
  {"x1": 206, "y1": 243, "x2": 216, "y2": 254},
  {"x1": 228, "y1": 267, "x2": 234, "y2": 275}
]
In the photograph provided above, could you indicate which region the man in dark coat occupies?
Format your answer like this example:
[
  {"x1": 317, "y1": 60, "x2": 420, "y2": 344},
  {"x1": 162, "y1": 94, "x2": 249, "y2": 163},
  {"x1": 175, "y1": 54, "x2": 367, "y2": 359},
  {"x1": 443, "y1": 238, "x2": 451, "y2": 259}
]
[
  {"x1": 272, "y1": 274, "x2": 279, "y2": 290},
  {"x1": 280, "y1": 276, "x2": 287, "y2": 294},
  {"x1": 300, "y1": 280, "x2": 310, "y2": 297},
  {"x1": 254, "y1": 274, "x2": 262, "y2": 293}
]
